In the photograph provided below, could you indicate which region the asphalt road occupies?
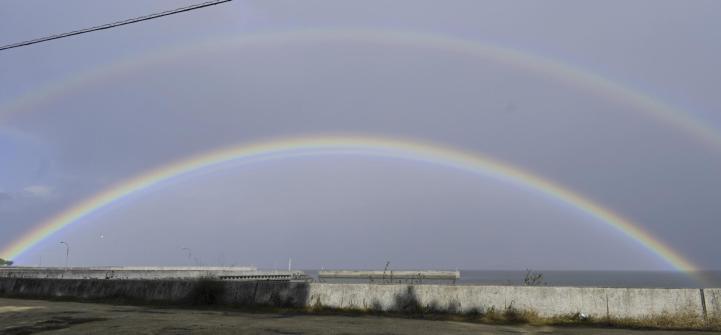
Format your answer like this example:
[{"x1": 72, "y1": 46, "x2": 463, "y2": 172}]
[{"x1": 0, "y1": 298, "x2": 716, "y2": 335}]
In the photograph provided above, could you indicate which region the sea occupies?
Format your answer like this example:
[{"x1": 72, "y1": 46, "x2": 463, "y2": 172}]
[{"x1": 302, "y1": 270, "x2": 721, "y2": 288}]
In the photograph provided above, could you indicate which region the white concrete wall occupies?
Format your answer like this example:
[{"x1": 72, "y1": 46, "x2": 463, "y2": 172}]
[
  {"x1": 605, "y1": 287, "x2": 702, "y2": 318},
  {"x1": 306, "y1": 283, "x2": 708, "y2": 319},
  {"x1": 705, "y1": 288, "x2": 721, "y2": 318},
  {"x1": 1, "y1": 276, "x2": 716, "y2": 321}
]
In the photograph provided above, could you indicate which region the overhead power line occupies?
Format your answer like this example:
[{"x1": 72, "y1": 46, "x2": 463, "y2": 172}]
[{"x1": 0, "y1": 0, "x2": 232, "y2": 52}]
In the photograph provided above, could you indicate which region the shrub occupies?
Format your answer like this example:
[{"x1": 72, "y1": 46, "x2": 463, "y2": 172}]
[{"x1": 523, "y1": 269, "x2": 545, "y2": 286}]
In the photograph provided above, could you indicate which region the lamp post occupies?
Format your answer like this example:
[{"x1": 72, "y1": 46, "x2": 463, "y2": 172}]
[
  {"x1": 59, "y1": 241, "x2": 70, "y2": 269},
  {"x1": 181, "y1": 247, "x2": 192, "y2": 266}
]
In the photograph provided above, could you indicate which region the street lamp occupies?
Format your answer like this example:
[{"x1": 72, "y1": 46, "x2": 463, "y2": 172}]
[
  {"x1": 59, "y1": 241, "x2": 70, "y2": 269},
  {"x1": 181, "y1": 247, "x2": 192, "y2": 266}
]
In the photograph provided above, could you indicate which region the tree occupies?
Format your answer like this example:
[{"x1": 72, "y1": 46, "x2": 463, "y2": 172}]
[{"x1": 0, "y1": 258, "x2": 13, "y2": 267}]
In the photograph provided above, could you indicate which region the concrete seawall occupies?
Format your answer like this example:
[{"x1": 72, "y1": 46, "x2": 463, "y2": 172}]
[
  {"x1": 1, "y1": 278, "x2": 718, "y2": 322},
  {"x1": 307, "y1": 284, "x2": 714, "y2": 319},
  {"x1": 0, "y1": 278, "x2": 309, "y2": 307}
]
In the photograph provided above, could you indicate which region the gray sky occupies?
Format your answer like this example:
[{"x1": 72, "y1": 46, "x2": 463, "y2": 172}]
[{"x1": 1, "y1": 0, "x2": 720, "y2": 271}]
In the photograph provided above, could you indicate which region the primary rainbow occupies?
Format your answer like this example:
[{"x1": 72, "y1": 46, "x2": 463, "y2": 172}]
[
  {"x1": 2, "y1": 29, "x2": 720, "y2": 150},
  {"x1": 0, "y1": 134, "x2": 699, "y2": 273}
]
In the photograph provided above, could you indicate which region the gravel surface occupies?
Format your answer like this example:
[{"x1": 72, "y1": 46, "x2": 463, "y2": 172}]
[{"x1": 0, "y1": 298, "x2": 716, "y2": 335}]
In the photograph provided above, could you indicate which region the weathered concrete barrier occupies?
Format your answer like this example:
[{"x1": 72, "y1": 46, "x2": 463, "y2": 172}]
[
  {"x1": 306, "y1": 284, "x2": 707, "y2": 319},
  {"x1": 706, "y1": 288, "x2": 721, "y2": 319},
  {"x1": 0, "y1": 277, "x2": 309, "y2": 307},
  {"x1": 0, "y1": 278, "x2": 717, "y2": 322}
]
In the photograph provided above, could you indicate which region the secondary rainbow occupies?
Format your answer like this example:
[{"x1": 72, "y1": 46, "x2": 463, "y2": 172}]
[
  {"x1": 0, "y1": 135, "x2": 699, "y2": 273},
  {"x1": 2, "y1": 29, "x2": 720, "y2": 149}
]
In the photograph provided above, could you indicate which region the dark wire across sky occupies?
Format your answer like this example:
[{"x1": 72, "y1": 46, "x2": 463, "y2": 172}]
[{"x1": 0, "y1": 0, "x2": 232, "y2": 52}]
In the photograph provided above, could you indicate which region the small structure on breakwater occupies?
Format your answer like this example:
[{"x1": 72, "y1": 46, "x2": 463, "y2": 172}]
[{"x1": 318, "y1": 270, "x2": 460, "y2": 284}]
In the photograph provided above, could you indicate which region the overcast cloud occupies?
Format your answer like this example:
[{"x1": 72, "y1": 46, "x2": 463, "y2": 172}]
[{"x1": 1, "y1": 0, "x2": 720, "y2": 270}]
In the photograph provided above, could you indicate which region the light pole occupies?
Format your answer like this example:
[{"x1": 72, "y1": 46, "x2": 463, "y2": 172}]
[
  {"x1": 59, "y1": 241, "x2": 70, "y2": 269},
  {"x1": 181, "y1": 247, "x2": 192, "y2": 266}
]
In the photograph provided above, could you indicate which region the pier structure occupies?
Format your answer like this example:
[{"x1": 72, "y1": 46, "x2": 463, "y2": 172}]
[
  {"x1": 318, "y1": 270, "x2": 460, "y2": 284},
  {"x1": 0, "y1": 266, "x2": 308, "y2": 282}
]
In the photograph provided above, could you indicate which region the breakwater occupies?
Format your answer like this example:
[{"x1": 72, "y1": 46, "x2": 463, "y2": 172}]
[
  {"x1": 0, "y1": 266, "x2": 310, "y2": 281},
  {"x1": 0, "y1": 266, "x2": 258, "y2": 280},
  {"x1": 0, "y1": 277, "x2": 718, "y2": 324}
]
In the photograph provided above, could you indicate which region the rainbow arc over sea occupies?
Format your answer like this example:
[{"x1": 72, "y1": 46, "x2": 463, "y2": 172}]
[
  {"x1": 0, "y1": 135, "x2": 699, "y2": 276},
  {"x1": 2, "y1": 29, "x2": 720, "y2": 152}
]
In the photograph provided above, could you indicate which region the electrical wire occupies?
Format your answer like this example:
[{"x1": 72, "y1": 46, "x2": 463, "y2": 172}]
[{"x1": 0, "y1": 0, "x2": 232, "y2": 52}]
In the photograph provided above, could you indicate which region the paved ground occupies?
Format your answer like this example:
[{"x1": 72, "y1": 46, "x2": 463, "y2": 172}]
[{"x1": 0, "y1": 298, "x2": 717, "y2": 335}]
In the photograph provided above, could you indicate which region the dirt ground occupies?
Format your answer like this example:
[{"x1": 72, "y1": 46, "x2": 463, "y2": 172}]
[{"x1": 0, "y1": 298, "x2": 717, "y2": 335}]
